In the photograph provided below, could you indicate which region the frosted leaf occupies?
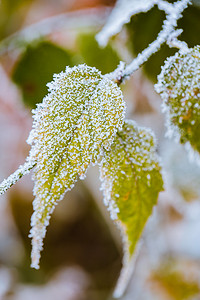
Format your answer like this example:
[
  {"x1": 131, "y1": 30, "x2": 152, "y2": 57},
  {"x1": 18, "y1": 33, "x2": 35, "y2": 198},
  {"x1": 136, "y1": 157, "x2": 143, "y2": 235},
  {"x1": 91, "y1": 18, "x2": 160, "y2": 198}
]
[
  {"x1": 100, "y1": 120, "x2": 163, "y2": 298},
  {"x1": 155, "y1": 46, "x2": 200, "y2": 157},
  {"x1": 96, "y1": 0, "x2": 156, "y2": 47},
  {"x1": 27, "y1": 64, "x2": 125, "y2": 269}
]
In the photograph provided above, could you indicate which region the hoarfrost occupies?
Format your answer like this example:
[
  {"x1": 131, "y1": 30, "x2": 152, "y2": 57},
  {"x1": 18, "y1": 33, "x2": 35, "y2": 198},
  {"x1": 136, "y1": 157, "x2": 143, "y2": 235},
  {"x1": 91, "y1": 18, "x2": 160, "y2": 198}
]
[
  {"x1": 122, "y1": 0, "x2": 190, "y2": 81},
  {"x1": 100, "y1": 120, "x2": 163, "y2": 298},
  {"x1": 0, "y1": 160, "x2": 36, "y2": 195},
  {"x1": 155, "y1": 45, "x2": 200, "y2": 161},
  {"x1": 27, "y1": 64, "x2": 125, "y2": 269},
  {"x1": 96, "y1": 0, "x2": 157, "y2": 47}
]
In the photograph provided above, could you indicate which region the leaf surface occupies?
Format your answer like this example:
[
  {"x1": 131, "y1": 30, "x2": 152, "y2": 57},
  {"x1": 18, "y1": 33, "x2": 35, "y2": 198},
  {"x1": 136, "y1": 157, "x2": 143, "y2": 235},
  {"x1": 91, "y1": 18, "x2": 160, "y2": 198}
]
[
  {"x1": 155, "y1": 46, "x2": 200, "y2": 157},
  {"x1": 27, "y1": 64, "x2": 125, "y2": 269},
  {"x1": 100, "y1": 120, "x2": 163, "y2": 297}
]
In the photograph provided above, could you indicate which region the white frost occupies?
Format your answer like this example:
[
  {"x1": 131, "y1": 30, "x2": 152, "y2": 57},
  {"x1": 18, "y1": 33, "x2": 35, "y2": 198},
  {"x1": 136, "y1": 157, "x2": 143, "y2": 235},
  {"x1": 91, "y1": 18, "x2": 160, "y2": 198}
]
[
  {"x1": 155, "y1": 45, "x2": 200, "y2": 163},
  {"x1": 27, "y1": 64, "x2": 125, "y2": 270},
  {"x1": 100, "y1": 120, "x2": 163, "y2": 298},
  {"x1": 0, "y1": 160, "x2": 36, "y2": 195},
  {"x1": 122, "y1": 0, "x2": 190, "y2": 80},
  {"x1": 96, "y1": 0, "x2": 156, "y2": 47}
]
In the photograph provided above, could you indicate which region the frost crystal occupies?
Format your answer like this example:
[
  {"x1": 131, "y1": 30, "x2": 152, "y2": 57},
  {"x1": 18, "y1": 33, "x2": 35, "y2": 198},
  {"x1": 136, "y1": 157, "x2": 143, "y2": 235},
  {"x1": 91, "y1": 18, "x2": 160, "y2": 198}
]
[
  {"x1": 100, "y1": 0, "x2": 190, "y2": 83},
  {"x1": 100, "y1": 120, "x2": 163, "y2": 298},
  {"x1": 27, "y1": 64, "x2": 125, "y2": 269},
  {"x1": 155, "y1": 46, "x2": 200, "y2": 156},
  {"x1": 0, "y1": 160, "x2": 36, "y2": 195},
  {"x1": 96, "y1": 0, "x2": 156, "y2": 47}
]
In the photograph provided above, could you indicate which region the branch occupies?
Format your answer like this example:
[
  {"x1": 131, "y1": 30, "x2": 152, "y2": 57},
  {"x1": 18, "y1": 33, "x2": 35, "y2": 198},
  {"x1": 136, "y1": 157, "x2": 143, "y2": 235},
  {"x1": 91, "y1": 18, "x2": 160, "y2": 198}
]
[
  {"x1": 156, "y1": 0, "x2": 174, "y2": 14},
  {"x1": 166, "y1": 28, "x2": 189, "y2": 53},
  {"x1": 111, "y1": 0, "x2": 191, "y2": 84},
  {"x1": 0, "y1": 160, "x2": 36, "y2": 195}
]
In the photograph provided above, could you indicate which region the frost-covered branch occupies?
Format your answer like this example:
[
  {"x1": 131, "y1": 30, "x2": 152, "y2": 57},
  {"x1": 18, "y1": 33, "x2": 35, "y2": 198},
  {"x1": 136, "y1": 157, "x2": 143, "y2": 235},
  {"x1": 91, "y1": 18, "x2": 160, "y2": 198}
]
[
  {"x1": 167, "y1": 29, "x2": 189, "y2": 53},
  {"x1": 96, "y1": 0, "x2": 157, "y2": 47},
  {"x1": 121, "y1": 0, "x2": 190, "y2": 81},
  {"x1": 96, "y1": 0, "x2": 186, "y2": 47},
  {"x1": 109, "y1": 0, "x2": 190, "y2": 83},
  {"x1": 0, "y1": 160, "x2": 36, "y2": 195},
  {"x1": 156, "y1": 0, "x2": 174, "y2": 14}
]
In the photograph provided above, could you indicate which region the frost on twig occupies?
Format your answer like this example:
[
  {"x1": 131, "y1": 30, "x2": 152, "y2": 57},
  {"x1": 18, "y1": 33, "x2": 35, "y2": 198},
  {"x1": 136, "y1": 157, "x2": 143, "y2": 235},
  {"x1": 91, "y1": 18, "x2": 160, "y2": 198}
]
[
  {"x1": 105, "y1": 61, "x2": 126, "y2": 84},
  {"x1": 96, "y1": 0, "x2": 156, "y2": 47},
  {"x1": 0, "y1": 160, "x2": 36, "y2": 195},
  {"x1": 121, "y1": 0, "x2": 191, "y2": 82},
  {"x1": 167, "y1": 29, "x2": 189, "y2": 53},
  {"x1": 96, "y1": 0, "x2": 190, "y2": 83}
]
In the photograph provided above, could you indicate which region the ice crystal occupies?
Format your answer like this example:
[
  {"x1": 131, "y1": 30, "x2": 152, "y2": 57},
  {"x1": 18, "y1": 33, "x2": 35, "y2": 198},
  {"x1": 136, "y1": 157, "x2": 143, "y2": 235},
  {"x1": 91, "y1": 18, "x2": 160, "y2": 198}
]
[
  {"x1": 96, "y1": 0, "x2": 156, "y2": 47},
  {"x1": 100, "y1": 120, "x2": 163, "y2": 298},
  {"x1": 155, "y1": 46, "x2": 200, "y2": 156},
  {"x1": 27, "y1": 64, "x2": 125, "y2": 269},
  {"x1": 102, "y1": 0, "x2": 190, "y2": 82}
]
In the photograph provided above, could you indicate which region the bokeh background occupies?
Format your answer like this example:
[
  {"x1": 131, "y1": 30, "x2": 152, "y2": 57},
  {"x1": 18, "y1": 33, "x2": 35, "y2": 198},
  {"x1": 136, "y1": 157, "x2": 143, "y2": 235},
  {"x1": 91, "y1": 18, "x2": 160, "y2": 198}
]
[{"x1": 0, "y1": 0, "x2": 200, "y2": 299}]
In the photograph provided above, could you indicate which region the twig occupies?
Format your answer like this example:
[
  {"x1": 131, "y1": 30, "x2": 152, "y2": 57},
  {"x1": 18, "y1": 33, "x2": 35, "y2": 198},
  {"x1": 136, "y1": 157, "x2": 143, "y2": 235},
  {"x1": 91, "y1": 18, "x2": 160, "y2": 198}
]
[
  {"x1": 0, "y1": 0, "x2": 191, "y2": 195},
  {"x1": 111, "y1": 0, "x2": 191, "y2": 84},
  {"x1": 0, "y1": 160, "x2": 36, "y2": 195},
  {"x1": 167, "y1": 28, "x2": 189, "y2": 53},
  {"x1": 156, "y1": 0, "x2": 174, "y2": 14}
]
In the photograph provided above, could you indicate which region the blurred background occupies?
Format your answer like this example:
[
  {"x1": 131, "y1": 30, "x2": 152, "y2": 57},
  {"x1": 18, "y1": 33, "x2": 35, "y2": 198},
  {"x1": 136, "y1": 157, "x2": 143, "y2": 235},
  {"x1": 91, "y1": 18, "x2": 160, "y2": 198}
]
[{"x1": 0, "y1": 0, "x2": 200, "y2": 299}]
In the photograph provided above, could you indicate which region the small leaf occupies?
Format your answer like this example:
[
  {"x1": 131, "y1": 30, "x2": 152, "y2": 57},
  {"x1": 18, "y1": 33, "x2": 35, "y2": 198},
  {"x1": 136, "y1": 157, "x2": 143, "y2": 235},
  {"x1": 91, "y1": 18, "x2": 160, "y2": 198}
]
[
  {"x1": 155, "y1": 45, "x2": 200, "y2": 156},
  {"x1": 27, "y1": 64, "x2": 125, "y2": 269},
  {"x1": 100, "y1": 120, "x2": 163, "y2": 297}
]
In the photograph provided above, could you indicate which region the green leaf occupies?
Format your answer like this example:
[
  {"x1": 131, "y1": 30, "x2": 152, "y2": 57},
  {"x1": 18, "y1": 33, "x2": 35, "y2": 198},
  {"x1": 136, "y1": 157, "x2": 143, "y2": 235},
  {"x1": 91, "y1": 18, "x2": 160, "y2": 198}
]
[
  {"x1": 100, "y1": 120, "x2": 163, "y2": 297},
  {"x1": 155, "y1": 46, "x2": 200, "y2": 156},
  {"x1": 12, "y1": 41, "x2": 74, "y2": 108},
  {"x1": 27, "y1": 64, "x2": 125, "y2": 270},
  {"x1": 77, "y1": 32, "x2": 120, "y2": 74}
]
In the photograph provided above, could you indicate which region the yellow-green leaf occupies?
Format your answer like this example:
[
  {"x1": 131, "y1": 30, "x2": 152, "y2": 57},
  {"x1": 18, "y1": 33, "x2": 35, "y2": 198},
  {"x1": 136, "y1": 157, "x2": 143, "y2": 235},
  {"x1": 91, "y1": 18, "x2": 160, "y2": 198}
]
[
  {"x1": 100, "y1": 120, "x2": 163, "y2": 297},
  {"x1": 155, "y1": 46, "x2": 200, "y2": 156},
  {"x1": 27, "y1": 64, "x2": 125, "y2": 269}
]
